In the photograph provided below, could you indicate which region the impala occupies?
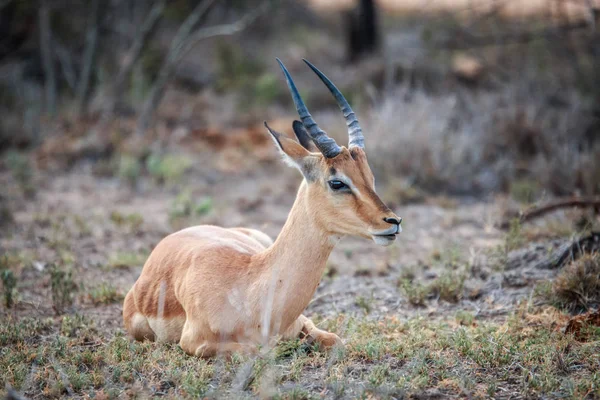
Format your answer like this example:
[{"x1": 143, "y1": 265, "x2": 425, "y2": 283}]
[{"x1": 123, "y1": 59, "x2": 402, "y2": 357}]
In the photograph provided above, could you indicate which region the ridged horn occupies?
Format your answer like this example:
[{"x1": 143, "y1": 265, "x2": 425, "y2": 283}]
[
  {"x1": 276, "y1": 58, "x2": 342, "y2": 158},
  {"x1": 302, "y1": 59, "x2": 365, "y2": 149}
]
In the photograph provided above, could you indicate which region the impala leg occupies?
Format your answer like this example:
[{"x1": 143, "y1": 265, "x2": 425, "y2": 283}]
[
  {"x1": 179, "y1": 319, "x2": 257, "y2": 358},
  {"x1": 194, "y1": 341, "x2": 257, "y2": 358},
  {"x1": 179, "y1": 318, "x2": 208, "y2": 356},
  {"x1": 285, "y1": 314, "x2": 342, "y2": 348},
  {"x1": 123, "y1": 290, "x2": 155, "y2": 341}
]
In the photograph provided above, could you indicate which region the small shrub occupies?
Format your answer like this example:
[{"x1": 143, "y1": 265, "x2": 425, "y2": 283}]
[
  {"x1": 253, "y1": 73, "x2": 282, "y2": 106},
  {"x1": 107, "y1": 251, "x2": 147, "y2": 269},
  {"x1": 356, "y1": 295, "x2": 373, "y2": 314},
  {"x1": 146, "y1": 153, "x2": 192, "y2": 184},
  {"x1": 455, "y1": 310, "x2": 475, "y2": 326},
  {"x1": 430, "y1": 270, "x2": 465, "y2": 303},
  {"x1": 1, "y1": 268, "x2": 17, "y2": 308},
  {"x1": 169, "y1": 190, "x2": 213, "y2": 221},
  {"x1": 4, "y1": 150, "x2": 35, "y2": 197},
  {"x1": 110, "y1": 211, "x2": 144, "y2": 232},
  {"x1": 0, "y1": 202, "x2": 14, "y2": 226},
  {"x1": 87, "y1": 283, "x2": 124, "y2": 305},
  {"x1": 510, "y1": 179, "x2": 541, "y2": 204},
  {"x1": 548, "y1": 253, "x2": 600, "y2": 313},
  {"x1": 215, "y1": 41, "x2": 264, "y2": 91},
  {"x1": 399, "y1": 279, "x2": 429, "y2": 307},
  {"x1": 50, "y1": 265, "x2": 77, "y2": 314},
  {"x1": 505, "y1": 218, "x2": 525, "y2": 252},
  {"x1": 116, "y1": 154, "x2": 141, "y2": 185},
  {"x1": 61, "y1": 314, "x2": 95, "y2": 337}
]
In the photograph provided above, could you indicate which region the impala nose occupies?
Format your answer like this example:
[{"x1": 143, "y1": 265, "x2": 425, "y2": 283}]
[{"x1": 383, "y1": 217, "x2": 402, "y2": 226}]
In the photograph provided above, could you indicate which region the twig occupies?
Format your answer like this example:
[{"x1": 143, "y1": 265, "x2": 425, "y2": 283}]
[
  {"x1": 507, "y1": 232, "x2": 600, "y2": 270},
  {"x1": 39, "y1": 0, "x2": 56, "y2": 116},
  {"x1": 175, "y1": 3, "x2": 269, "y2": 62},
  {"x1": 114, "y1": 0, "x2": 166, "y2": 92},
  {"x1": 498, "y1": 196, "x2": 600, "y2": 229},
  {"x1": 75, "y1": 0, "x2": 100, "y2": 115}
]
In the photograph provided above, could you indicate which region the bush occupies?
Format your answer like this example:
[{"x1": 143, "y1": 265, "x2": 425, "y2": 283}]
[
  {"x1": 365, "y1": 83, "x2": 597, "y2": 196},
  {"x1": 50, "y1": 265, "x2": 77, "y2": 315},
  {"x1": 550, "y1": 253, "x2": 600, "y2": 313}
]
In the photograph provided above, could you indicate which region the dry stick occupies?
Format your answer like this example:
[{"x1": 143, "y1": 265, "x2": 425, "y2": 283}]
[
  {"x1": 39, "y1": 0, "x2": 56, "y2": 116},
  {"x1": 75, "y1": 0, "x2": 100, "y2": 115},
  {"x1": 499, "y1": 196, "x2": 600, "y2": 229}
]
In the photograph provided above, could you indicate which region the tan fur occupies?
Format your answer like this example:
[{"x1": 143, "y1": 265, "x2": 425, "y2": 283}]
[{"x1": 123, "y1": 130, "x2": 400, "y2": 357}]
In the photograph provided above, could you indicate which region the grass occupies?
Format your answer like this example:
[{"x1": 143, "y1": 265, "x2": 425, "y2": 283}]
[
  {"x1": 539, "y1": 252, "x2": 600, "y2": 313},
  {"x1": 107, "y1": 251, "x2": 148, "y2": 269},
  {"x1": 116, "y1": 154, "x2": 142, "y2": 186},
  {"x1": 399, "y1": 279, "x2": 429, "y2": 306},
  {"x1": 49, "y1": 265, "x2": 77, "y2": 315},
  {"x1": 399, "y1": 248, "x2": 469, "y2": 306},
  {"x1": 430, "y1": 270, "x2": 466, "y2": 303},
  {"x1": 1, "y1": 257, "x2": 17, "y2": 308},
  {"x1": 0, "y1": 290, "x2": 598, "y2": 399},
  {"x1": 146, "y1": 153, "x2": 193, "y2": 184},
  {"x1": 3, "y1": 150, "x2": 35, "y2": 197},
  {"x1": 1, "y1": 269, "x2": 16, "y2": 308},
  {"x1": 169, "y1": 190, "x2": 213, "y2": 223},
  {"x1": 109, "y1": 211, "x2": 144, "y2": 233},
  {"x1": 86, "y1": 283, "x2": 124, "y2": 305}
]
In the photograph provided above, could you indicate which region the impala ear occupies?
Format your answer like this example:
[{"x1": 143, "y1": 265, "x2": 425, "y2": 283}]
[
  {"x1": 264, "y1": 121, "x2": 318, "y2": 181},
  {"x1": 292, "y1": 120, "x2": 318, "y2": 152}
]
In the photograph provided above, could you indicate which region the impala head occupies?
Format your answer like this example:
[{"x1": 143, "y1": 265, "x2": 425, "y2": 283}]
[{"x1": 265, "y1": 59, "x2": 402, "y2": 246}]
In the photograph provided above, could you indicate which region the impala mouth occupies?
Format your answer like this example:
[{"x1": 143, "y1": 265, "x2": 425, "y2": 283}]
[{"x1": 370, "y1": 225, "x2": 401, "y2": 246}]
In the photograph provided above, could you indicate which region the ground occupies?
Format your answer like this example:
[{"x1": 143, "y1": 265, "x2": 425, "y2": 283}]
[{"x1": 1, "y1": 141, "x2": 599, "y2": 399}]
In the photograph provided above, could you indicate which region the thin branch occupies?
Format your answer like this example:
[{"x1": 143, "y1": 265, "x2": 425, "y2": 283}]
[
  {"x1": 498, "y1": 196, "x2": 600, "y2": 229},
  {"x1": 114, "y1": 0, "x2": 166, "y2": 91},
  {"x1": 75, "y1": 0, "x2": 100, "y2": 115},
  {"x1": 134, "y1": 0, "x2": 225, "y2": 137},
  {"x1": 175, "y1": 2, "x2": 270, "y2": 63},
  {"x1": 134, "y1": 2, "x2": 269, "y2": 137},
  {"x1": 92, "y1": 0, "x2": 165, "y2": 138},
  {"x1": 39, "y1": 0, "x2": 56, "y2": 116},
  {"x1": 54, "y1": 39, "x2": 77, "y2": 92}
]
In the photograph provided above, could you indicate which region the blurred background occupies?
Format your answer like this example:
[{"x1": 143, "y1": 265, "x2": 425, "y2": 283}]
[
  {"x1": 1, "y1": 0, "x2": 599, "y2": 197},
  {"x1": 1, "y1": 0, "x2": 600, "y2": 287},
  {"x1": 1, "y1": 1, "x2": 600, "y2": 397}
]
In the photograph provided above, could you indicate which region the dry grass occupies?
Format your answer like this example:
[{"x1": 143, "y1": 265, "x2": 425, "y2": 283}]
[
  {"x1": 1, "y1": 306, "x2": 598, "y2": 399},
  {"x1": 547, "y1": 252, "x2": 600, "y2": 313},
  {"x1": 366, "y1": 83, "x2": 598, "y2": 196}
]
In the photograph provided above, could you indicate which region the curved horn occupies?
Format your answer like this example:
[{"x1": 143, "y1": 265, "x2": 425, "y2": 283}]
[
  {"x1": 302, "y1": 59, "x2": 365, "y2": 149},
  {"x1": 276, "y1": 58, "x2": 341, "y2": 158}
]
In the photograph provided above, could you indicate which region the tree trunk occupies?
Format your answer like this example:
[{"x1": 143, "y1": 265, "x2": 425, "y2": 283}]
[{"x1": 345, "y1": 0, "x2": 380, "y2": 63}]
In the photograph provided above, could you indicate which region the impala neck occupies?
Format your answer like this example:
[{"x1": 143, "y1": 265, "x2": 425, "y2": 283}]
[{"x1": 257, "y1": 180, "x2": 336, "y2": 330}]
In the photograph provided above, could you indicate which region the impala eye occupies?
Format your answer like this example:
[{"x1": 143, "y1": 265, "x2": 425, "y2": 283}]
[{"x1": 328, "y1": 180, "x2": 348, "y2": 191}]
